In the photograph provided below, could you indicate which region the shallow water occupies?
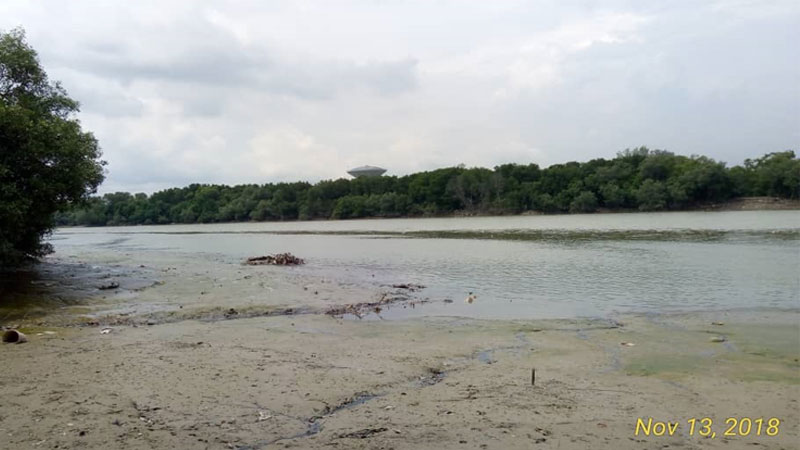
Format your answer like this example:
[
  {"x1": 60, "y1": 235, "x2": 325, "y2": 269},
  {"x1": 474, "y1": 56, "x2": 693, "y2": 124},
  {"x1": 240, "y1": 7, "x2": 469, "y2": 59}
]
[{"x1": 52, "y1": 211, "x2": 800, "y2": 320}]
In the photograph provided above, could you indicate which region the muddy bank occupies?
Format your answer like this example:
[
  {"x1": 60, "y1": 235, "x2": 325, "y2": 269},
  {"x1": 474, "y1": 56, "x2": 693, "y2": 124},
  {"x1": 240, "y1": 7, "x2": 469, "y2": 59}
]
[
  {"x1": 1, "y1": 310, "x2": 798, "y2": 449},
  {"x1": 0, "y1": 259, "x2": 159, "y2": 325},
  {"x1": 0, "y1": 250, "x2": 430, "y2": 328},
  {"x1": 695, "y1": 196, "x2": 800, "y2": 211},
  {"x1": 0, "y1": 249, "x2": 798, "y2": 449}
]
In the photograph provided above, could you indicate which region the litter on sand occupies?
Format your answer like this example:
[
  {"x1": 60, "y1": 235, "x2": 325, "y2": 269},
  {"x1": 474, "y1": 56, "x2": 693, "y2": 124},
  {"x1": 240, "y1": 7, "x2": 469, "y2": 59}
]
[{"x1": 2, "y1": 329, "x2": 27, "y2": 344}]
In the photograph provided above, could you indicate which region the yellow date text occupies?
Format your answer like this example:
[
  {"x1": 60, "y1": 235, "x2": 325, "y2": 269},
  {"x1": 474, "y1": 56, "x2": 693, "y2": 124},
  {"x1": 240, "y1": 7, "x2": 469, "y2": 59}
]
[{"x1": 634, "y1": 417, "x2": 781, "y2": 438}]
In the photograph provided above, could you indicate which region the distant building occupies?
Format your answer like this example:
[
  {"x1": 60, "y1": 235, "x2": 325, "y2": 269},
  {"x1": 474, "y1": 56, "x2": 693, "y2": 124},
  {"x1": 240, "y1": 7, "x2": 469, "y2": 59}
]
[{"x1": 347, "y1": 165, "x2": 387, "y2": 178}]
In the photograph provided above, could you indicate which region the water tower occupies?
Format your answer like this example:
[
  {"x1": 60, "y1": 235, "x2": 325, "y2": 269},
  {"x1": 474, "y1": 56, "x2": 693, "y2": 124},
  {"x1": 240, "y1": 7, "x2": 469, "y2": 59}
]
[{"x1": 347, "y1": 165, "x2": 387, "y2": 178}]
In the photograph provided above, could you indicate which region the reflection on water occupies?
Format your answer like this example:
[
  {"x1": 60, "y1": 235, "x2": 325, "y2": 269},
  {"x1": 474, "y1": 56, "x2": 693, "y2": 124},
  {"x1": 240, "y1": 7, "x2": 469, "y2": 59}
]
[
  {"x1": 51, "y1": 211, "x2": 800, "y2": 320},
  {"x1": 0, "y1": 261, "x2": 158, "y2": 323}
]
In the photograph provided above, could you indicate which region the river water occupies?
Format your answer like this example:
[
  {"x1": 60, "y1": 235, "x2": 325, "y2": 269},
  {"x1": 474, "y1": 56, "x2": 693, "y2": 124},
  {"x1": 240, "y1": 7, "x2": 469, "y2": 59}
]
[{"x1": 52, "y1": 210, "x2": 800, "y2": 320}]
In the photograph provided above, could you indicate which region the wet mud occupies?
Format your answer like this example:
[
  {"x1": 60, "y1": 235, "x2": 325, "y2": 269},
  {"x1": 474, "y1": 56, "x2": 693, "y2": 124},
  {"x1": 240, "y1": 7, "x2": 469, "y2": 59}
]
[{"x1": 0, "y1": 249, "x2": 798, "y2": 449}]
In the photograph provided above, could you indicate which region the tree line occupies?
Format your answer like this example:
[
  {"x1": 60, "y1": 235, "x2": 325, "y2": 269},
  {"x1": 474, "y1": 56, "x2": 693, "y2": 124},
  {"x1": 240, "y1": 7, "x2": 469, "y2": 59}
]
[{"x1": 56, "y1": 149, "x2": 799, "y2": 226}]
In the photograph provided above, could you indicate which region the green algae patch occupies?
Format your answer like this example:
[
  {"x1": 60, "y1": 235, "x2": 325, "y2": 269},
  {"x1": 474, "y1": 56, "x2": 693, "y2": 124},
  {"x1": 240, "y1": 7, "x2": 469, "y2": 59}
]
[
  {"x1": 724, "y1": 323, "x2": 800, "y2": 361},
  {"x1": 624, "y1": 354, "x2": 709, "y2": 378},
  {"x1": 716, "y1": 352, "x2": 800, "y2": 384},
  {"x1": 624, "y1": 321, "x2": 800, "y2": 384}
]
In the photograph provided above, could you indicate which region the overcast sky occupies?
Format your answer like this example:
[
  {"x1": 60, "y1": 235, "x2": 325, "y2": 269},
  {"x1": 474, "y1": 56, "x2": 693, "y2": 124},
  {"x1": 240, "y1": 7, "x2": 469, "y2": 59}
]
[{"x1": 2, "y1": 1, "x2": 798, "y2": 193}]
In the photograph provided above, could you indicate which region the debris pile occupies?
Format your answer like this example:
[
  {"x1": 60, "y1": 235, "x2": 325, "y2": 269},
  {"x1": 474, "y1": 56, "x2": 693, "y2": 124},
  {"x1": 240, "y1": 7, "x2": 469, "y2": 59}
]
[
  {"x1": 326, "y1": 294, "x2": 401, "y2": 318},
  {"x1": 245, "y1": 253, "x2": 305, "y2": 266},
  {"x1": 327, "y1": 284, "x2": 430, "y2": 318},
  {"x1": 98, "y1": 281, "x2": 120, "y2": 290}
]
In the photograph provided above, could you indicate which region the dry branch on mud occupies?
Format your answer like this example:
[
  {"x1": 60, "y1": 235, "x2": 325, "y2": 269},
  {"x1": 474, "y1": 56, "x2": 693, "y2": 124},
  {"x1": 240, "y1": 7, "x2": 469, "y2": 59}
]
[
  {"x1": 390, "y1": 283, "x2": 426, "y2": 291},
  {"x1": 245, "y1": 253, "x2": 305, "y2": 266},
  {"x1": 326, "y1": 285, "x2": 429, "y2": 318}
]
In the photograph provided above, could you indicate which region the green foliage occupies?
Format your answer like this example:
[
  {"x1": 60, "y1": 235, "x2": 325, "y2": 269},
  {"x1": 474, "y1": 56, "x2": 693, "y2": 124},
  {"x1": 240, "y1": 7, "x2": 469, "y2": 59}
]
[
  {"x1": 600, "y1": 183, "x2": 627, "y2": 208},
  {"x1": 744, "y1": 151, "x2": 800, "y2": 199},
  {"x1": 1, "y1": 28, "x2": 104, "y2": 265},
  {"x1": 532, "y1": 193, "x2": 558, "y2": 213},
  {"x1": 569, "y1": 191, "x2": 598, "y2": 213},
  {"x1": 55, "y1": 146, "x2": 798, "y2": 226},
  {"x1": 636, "y1": 179, "x2": 668, "y2": 211}
]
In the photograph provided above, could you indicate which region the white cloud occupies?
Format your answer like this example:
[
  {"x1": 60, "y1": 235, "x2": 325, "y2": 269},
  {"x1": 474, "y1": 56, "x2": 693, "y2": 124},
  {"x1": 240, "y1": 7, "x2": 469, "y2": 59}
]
[
  {"x1": 246, "y1": 127, "x2": 344, "y2": 180},
  {"x1": 0, "y1": 1, "x2": 796, "y2": 193}
]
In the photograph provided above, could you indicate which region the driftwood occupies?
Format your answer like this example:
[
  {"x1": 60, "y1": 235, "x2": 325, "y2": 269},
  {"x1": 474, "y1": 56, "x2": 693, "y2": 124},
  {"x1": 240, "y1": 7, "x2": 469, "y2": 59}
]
[
  {"x1": 245, "y1": 253, "x2": 305, "y2": 266},
  {"x1": 338, "y1": 427, "x2": 388, "y2": 439},
  {"x1": 326, "y1": 286, "x2": 429, "y2": 318},
  {"x1": 325, "y1": 294, "x2": 399, "y2": 318},
  {"x1": 390, "y1": 283, "x2": 425, "y2": 291}
]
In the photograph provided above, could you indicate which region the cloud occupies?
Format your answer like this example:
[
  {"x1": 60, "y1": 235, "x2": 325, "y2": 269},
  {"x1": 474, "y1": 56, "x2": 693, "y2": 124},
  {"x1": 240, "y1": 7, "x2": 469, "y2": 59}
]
[
  {"x1": 439, "y1": 12, "x2": 651, "y2": 95},
  {"x1": 0, "y1": 0, "x2": 796, "y2": 193},
  {"x1": 245, "y1": 127, "x2": 344, "y2": 180}
]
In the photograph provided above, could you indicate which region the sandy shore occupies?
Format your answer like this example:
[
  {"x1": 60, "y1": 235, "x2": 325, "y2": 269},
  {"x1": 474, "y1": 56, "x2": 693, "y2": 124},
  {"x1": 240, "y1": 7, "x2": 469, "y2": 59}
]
[{"x1": 1, "y1": 251, "x2": 798, "y2": 449}]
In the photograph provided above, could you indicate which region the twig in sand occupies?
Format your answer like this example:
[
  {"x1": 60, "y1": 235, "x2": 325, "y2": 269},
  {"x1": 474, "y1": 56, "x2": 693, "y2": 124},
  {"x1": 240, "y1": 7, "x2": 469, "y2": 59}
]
[{"x1": 566, "y1": 388, "x2": 633, "y2": 393}]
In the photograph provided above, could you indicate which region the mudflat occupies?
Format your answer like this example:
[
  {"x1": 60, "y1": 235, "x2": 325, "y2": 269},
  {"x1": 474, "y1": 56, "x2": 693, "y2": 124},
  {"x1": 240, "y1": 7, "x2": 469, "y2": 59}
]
[{"x1": 1, "y1": 250, "x2": 798, "y2": 449}]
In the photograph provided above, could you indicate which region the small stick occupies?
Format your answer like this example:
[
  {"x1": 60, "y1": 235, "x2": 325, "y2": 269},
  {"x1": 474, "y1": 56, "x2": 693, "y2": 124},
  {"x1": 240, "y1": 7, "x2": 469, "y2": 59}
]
[
  {"x1": 566, "y1": 388, "x2": 632, "y2": 393},
  {"x1": 531, "y1": 368, "x2": 536, "y2": 386}
]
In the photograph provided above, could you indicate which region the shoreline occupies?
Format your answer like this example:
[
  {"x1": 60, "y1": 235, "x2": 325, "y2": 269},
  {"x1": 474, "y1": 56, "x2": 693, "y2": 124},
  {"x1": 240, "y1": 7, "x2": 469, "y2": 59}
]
[
  {"x1": 57, "y1": 196, "x2": 800, "y2": 229},
  {"x1": 3, "y1": 250, "x2": 798, "y2": 328},
  {"x1": 1, "y1": 248, "x2": 798, "y2": 449}
]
